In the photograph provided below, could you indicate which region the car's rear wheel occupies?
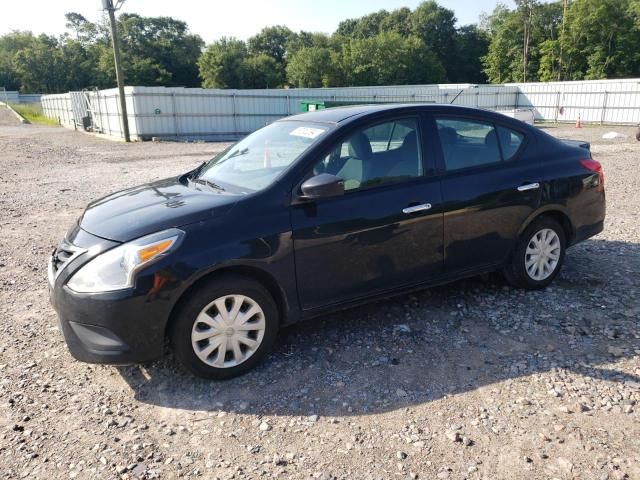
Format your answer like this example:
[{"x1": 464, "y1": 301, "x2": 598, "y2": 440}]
[
  {"x1": 171, "y1": 275, "x2": 279, "y2": 379},
  {"x1": 504, "y1": 216, "x2": 566, "y2": 290}
]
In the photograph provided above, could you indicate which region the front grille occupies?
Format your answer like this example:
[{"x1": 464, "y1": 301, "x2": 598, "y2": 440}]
[
  {"x1": 52, "y1": 246, "x2": 75, "y2": 273},
  {"x1": 49, "y1": 240, "x2": 85, "y2": 281}
]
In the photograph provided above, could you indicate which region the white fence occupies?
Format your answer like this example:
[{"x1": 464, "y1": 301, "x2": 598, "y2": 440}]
[
  {"x1": 0, "y1": 90, "x2": 41, "y2": 104},
  {"x1": 41, "y1": 79, "x2": 640, "y2": 141},
  {"x1": 41, "y1": 93, "x2": 76, "y2": 126},
  {"x1": 509, "y1": 79, "x2": 640, "y2": 124}
]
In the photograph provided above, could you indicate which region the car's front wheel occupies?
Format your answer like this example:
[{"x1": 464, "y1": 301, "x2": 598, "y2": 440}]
[
  {"x1": 504, "y1": 216, "x2": 566, "y2": 290},
  {"x1": 171, "y1": 275, "x2": 279, "y2": 379}
]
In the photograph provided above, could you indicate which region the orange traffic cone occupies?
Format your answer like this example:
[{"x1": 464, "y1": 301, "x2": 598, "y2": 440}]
[{"x1": 575, "y1": 113, "x2": 581, "y2": 128}]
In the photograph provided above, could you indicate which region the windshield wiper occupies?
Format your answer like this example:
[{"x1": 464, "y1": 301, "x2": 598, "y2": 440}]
[
  {"x1": 191, "y1": 161, "x2": 207, "y2": 178},
  {"x1": 225, "y1": 147, "x2": 249, "y2": 160},
  {"x1": 190, "y1": 177, "x2": 226, "y2": 192}
]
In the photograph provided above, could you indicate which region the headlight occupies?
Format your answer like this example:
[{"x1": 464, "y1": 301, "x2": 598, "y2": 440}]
[{"x1": 67, "y1": 228, "x2": 184, "y2": 293}]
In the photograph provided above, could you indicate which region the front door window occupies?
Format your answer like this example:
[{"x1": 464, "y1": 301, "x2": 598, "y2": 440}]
[{"x1": 312, "y1": 118, "x2": 422, "y2": 191}]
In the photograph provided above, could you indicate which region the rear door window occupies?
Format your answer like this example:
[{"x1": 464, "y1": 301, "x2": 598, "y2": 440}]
[
  {"x1": 497, "y1": 126, "x2": 524, "y2": 161},
  {"x1": 436, "y1": 118, "x2": 525, "y2": 171}
]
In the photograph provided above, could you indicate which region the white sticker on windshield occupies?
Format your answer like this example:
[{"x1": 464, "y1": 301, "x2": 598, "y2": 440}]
[{"x1": 290, "y1": 127, "x2": 325, "y2": 139}]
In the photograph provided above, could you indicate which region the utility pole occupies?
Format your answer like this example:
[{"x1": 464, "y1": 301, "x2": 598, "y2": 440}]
[
  {"x1": 521, "y1": 0, "x2": 534, "y2": 83},
  {"x1": 102, "y1": 0, "x2": 130, "y2": 142},
  {"x1": 558, "y1": 0, "x2": 569, "y2": 81}
]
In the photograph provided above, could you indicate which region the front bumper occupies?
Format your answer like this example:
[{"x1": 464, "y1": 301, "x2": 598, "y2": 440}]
[
  {"x1": 48, "y1": 227, "x2": 175, "y2": 365},
  {"x1": 50, "y1": 280, "x2": 167, "y2": 364}
]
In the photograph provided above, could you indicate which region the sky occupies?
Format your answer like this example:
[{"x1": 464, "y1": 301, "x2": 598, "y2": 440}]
[{"x1": 0, "y1": 0, "x2": 520, "y2": 42}]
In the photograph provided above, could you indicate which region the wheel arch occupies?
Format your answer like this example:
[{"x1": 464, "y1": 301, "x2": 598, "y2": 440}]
[
  {"x1": 164, "y1": 264, "x2": 292, "y2": 341},
  {"x1": 517, "y1": 206, "x2": 575, "y2": 245}
]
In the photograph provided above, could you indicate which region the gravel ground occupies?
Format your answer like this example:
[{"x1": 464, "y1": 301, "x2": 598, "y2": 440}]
[
  {"x1": 0, "y1": 121, "x2": 638, "y2": 480},
  {"x1": 0, "y1": 107, "x2": 20, "y2": 126}
]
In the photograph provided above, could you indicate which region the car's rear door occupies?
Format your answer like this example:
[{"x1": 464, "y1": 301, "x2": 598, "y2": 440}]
[
  {"x1": 433, "y1": 113, "x2": 541, "y2": 274},
  {"x1": 290, "y1": 114, "x2": 444, "y2": 310}
]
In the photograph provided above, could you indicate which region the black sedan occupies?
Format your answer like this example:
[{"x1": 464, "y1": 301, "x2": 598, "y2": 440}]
[{"x1": 48, "y1": 104, "x2": 606, "y2": 379}]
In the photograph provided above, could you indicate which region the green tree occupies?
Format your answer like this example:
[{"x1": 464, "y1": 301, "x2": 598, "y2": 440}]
[
  {"x1": 64, "y1": 13, "x2": 106, "y2": 43},
  {"x1": 114, "y1": 14, "x2": 204, "y2": 87},
  {"x1": 336, "y1": 10, "x2": 390, "y2": 39},
  {"x1": 410, "y1": 1, "x2": 457, "y2": 80},
  {"x1": 559, "y1": 0, "x2": 640, "y2": 80},
  {"x1": 247, "y1": 25, "x2": 295, "y2": 63},
  {"x1": 198, "y1": 37, "x2": 247, "y2": 88},
  {"x1": 242, "y1": 54, "x2": 284, "y2": 88},
  {"x1": 341, "y1": 32, "x2": 446, "y2": 86},
  {"x1": 13, "y1": 35, "x2": 69, "y2": 92},
  {"x1": 286, "y1": 46, "x2": 340, "y2": 87},
  {"x1": 380, "y1": 8, "x2": 413, "y2": 36},
  {"x1": 450, "y1": 25, "x2": 489, "y2": 83},
  {"x1": 0, "y1": 31, "x2": 36, "y2": 91},
  {"x1": 481, "y1": 2, "x2": 563, "y2": 83},
  {"x1": 481, "y1": 4, "x2": 520, "y2": 83},
  {"x1": 286, "y1": 31, "x2": 331, "y2": 56}
]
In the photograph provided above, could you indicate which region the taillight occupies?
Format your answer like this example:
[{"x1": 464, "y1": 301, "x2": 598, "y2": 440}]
[{"x1": 580, "y1": 159, "x2": 604, "y2": 191}]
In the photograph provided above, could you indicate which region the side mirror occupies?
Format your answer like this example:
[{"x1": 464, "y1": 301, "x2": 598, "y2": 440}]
[{"x1": 300, "y1": 173, "x2": 345, "y2": 200}]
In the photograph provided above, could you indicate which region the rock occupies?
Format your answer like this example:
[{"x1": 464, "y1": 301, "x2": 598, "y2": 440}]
[
  {"x1": 396, "y1": 451, "x2": 407, "y2": 460},
  {"x1": 462, "y1": 436, "x2": 472, "y2": 447},
  {"x1": 445, "y1": 431, "x2": 461, "y2": 442},
  {"x1": 259, "y1": 422, "x2": 272, "y2": 432},
  {"x1": 575, "y1": 402, "x2": 590, "y2": 413},
  {"x1": 396, "y1": 389, "x2": 408, "y2": 398},
  {"x1": 602, "y1": 131, "x2": 628, "y2": 140},
  {"x1": 393, "y1": 324, "x2": 411, "y2": 334},
  {"x1": 608, "y1": 346, "x2": 625, "y2": 357},
  {"x1": 557, "y1": 457, "x2": 574, "y2": 474}
]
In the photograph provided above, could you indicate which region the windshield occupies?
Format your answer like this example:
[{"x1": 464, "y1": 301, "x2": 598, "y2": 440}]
[{"x1": 196, "y1": 121, "x2": 330, "y2": 193}]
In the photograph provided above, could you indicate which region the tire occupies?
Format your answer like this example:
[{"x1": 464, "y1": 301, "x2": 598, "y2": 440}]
[
  {"x1": 171, "y1": 274, "x2": 279, "y2": 379},
  {"x1": 503, "y1": 216, "x2": 566, "y2": 290}
]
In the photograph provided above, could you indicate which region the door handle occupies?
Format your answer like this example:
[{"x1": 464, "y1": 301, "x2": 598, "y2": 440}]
[
  {"x1": 517, "y1": 182, "x2": 540, "y2": 192},
  {"x1": 402, "y1": 203, "x2": 432, "y2": 214}
]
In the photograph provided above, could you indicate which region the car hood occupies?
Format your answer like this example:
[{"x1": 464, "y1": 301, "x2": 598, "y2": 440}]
[{"x1": 79, "y1": 176, "x2": 238, "y2": 242}]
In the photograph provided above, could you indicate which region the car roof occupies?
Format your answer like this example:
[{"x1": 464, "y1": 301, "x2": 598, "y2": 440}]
[{"x1": 279, "y1": 103, "x2": 502, "y2": 125}]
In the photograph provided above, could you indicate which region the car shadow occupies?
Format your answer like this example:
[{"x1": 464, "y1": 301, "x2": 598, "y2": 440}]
[{"x1": 116, "y1": 238, "x2": 640, "y2": 416}]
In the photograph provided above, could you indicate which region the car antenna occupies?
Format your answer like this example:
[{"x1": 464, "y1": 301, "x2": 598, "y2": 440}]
[{"x1": 448, "y1": 85, "x2": 478, "y2": 105}]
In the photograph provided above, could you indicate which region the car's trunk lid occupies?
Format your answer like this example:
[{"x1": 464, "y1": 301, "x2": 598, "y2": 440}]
[{"x1": 560, "y1": 139, "x2": 590, "y2": 151}]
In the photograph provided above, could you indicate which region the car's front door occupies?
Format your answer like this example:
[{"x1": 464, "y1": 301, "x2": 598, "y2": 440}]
[
  {"x1": 434, "y1": 115, "x2": 541, "y2": 274},
  {"x1": 290, "y1": 115, "x2": 444, "y2": 310}
]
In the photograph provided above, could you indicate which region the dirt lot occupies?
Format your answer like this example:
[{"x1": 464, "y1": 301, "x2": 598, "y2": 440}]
[{"x1": 0, "y1": 118, "x2": 638, "y2": 480}]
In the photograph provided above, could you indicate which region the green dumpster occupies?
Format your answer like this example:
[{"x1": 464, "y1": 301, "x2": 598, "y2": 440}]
[
  {"x1": 299, "y1": 101, "x2": 327, "y2": 112},
  {"x1": 300, "y1": 100, "x2": 389, "y2": 112}
]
